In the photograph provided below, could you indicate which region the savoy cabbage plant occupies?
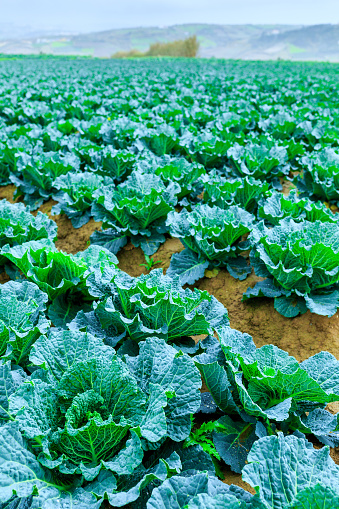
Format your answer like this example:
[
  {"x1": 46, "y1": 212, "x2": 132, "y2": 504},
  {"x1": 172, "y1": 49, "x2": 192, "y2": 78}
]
[
  {"x1": 85, "y1": 146, "x2": 137, "y2": 182},
  {"x1": 0, "y1": 136, "x2": 43, "y2": 180},
  {"x1": 243, "y1": 218, "x2": 339, "y2": 317},
  {"x1": 152, "y1": 156, "x2": 205, "y2": 205},
  {"x1": 166, "y1": 204, "x2": 255, "y2": 285},
  {"x1": 258, "y1": 189, "x2": 339, "y2": 225},
  {"x1": 193, "y1": 327, "x2": 339, "y2": 473},
  {"x1": 1, "y1": 240, "x2": 118, "y2": 327},
  {"x1": 99, "y1": 117, "x2": 141, "y2": 149},
  {"x1": 138, "y1": 124, "x2": 180, "y2": 156},
  {"x1": 71, "y1": 268, "x2": 229, "y2": 349},
  {"x1": 202, "y1": 172, "x2": 269, "y2": 214},
  {"x1": 52, "y1": 171, "x2": 105, "y2": 228},
  {"x1": 0, "y1": 199, "x2": 57, "y2": 267},
  {"x1": 147, "y1": 433, "x2": 339, "y2": 509},
  {"x1": 294, "y1": 120, "x2": 339, "y2": 150},
  {"x1": 91, "y1": 171, "x2": 180, "y2": 255},
  {"x1": 227, "y1": 142, "x2": 289, "y2": 184},
  {"x1": 3, "y1": 330, "x2": 202, "y2": 508},
  {"x1": 258, "y1": 110, "x2": 297, "y2": 141},
  {"x1": 10, "y1": 152, "x2": 81, "y2": 210},
  {"x1": 297, "y1": 147, "x2": 339, "y2": 202},
  {"x1": 180, "y1": 132, "x2": 231, "y2": 168},
  {"x1": 0, "y1": 281, "x2": 50, "y2": 365}
]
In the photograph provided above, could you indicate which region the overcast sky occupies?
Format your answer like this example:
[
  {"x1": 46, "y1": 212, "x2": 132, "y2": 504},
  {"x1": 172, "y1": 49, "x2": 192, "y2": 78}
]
[{"x1": 1, "y1": 0, "x2": 339, "y2": 34}]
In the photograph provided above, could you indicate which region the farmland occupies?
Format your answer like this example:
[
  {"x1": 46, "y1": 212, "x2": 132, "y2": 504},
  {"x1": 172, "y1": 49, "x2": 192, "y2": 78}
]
[{"x1": 0, "y1": 56, "x2": 339, "y2": 508}]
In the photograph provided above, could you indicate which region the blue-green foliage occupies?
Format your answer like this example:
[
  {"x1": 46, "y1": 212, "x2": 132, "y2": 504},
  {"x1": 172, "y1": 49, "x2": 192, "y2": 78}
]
[
  {"x1": 258, "y1": 189, "x2": 338, "y2": 225},
  {"x1": 0, "y1": 281, "x2": 49, "y2": 364},
  {"x1": 92, "y1": 171, "x2": 180, "y2": 255},
  {"x1": 1, "y1": 57, "x2": 339, "y2": 509},
  {"x1": 297, "y1": 147, "x2": 339, "y2": 202},
  {"x1": 0, "y1": 200, "x2": 57, "y2": 266},
  {"x1": 1, "y1": 241, "x2": 118, "y2": 327},
  {"x1": 75, "y1": 268, "x2": 229, "y2": 347},
  {"x1": 147, "y1": 433, "x2": 339, "y2": 508},
  {"x1": 11, "y1": 152, "x2": 81, "y2": 210},
  {"x1": 194, "y1": 327, "x2": 339, "y2": 472},
  {"x1": 167, "y1": 204, "x2": 255, "y2": 284},
  {"x1": 52, "y1": 171, "x2": 105, "y2": 228},
  {"x1": 244, "y1": 219, "x2": 339, "y2": 317},
  {"x1": 202, "y1": 172, "x2": 269, "y2": 214}
]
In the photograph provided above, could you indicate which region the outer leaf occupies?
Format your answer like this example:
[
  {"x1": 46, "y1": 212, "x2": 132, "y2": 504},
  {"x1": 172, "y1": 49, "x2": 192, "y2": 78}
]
[
  {"x1": 274, "y1": 295, "x2": 308, "y2": 318},
  {"x1": 90, "y1": 227, "x2": 128, "y2": 255},
  {"x1": 242, "y1": 433, "x2": 339, "y2": 509},
  {"x1": 29, "y1": 329, "x2": 114, "y2": 383},
  {"x1": 126, "y1": 337, "x2": 202, "y2": 441},
  {"x1": 242, "y1": 280, "x2": 284, "y2": 301},
  {"x1": 303, "y1": 291, "x2": 339, "y2": 317},
  {"x1": 9, "y1": 377, "x2": 58, "y2": 440},
  {"x1": 300, "y1": 351, "x2": 339, "y2": 395},
  {"x1": 213, "y1": 415, "x2": 257, "y2": 473},
  {"x1": 186, "y1": 493, "x2": 251, "y2": 508},
  {"x1": 167, "y1": 249, "x2": 209, "y2": 285},
  {"x1": 288, "y1": 484, "x2": 339, "y2": 509},
  {"x1": 0, "y1": 362, "x2": 26, "y2": 425},
  {"x1": 102, "y1": 429, "x2": 143, "y2": 475},
  {"x1": 105, "y1": 459, "x2": 169, "y2": 507},
  {"x1": 132, "y1": 232, "x2": 166, "y2": 256},
  {"x1": 195, "y1": 361, "x2": 237, "y2": 414},
  {"x1": 0, "y1": 422, "x2": 100, "y2": 508},
  {"x1": 226, "y1": 257, "x2": 252, "y2": 281},
  {"x1": 146, "y1": 472, "x2": 231, "y2": 509}
]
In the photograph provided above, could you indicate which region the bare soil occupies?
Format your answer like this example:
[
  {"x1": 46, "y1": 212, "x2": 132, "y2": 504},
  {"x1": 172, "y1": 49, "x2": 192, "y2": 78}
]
[{"x1": 1, "y1": 183, "x2": 339, "y2": 491}]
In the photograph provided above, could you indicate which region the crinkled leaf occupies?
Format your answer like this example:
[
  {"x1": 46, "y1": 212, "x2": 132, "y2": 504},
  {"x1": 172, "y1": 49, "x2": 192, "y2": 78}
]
[
  {"x1": 0, "y1": 422, "x2": 100, "y2": 508},
  {"x1": 242, "y1": 433, "x2": 339, "y2": 509},
  {"x1": 147, "y1": 472, "x2": 231, "y2": 509},
  {"x1": 213, "y1": 415, "x2": 258, "y2": 473},
  {"x1": 127, "y1": 337, "x2": 202, "y2": 441},
  {"x1": 167, "y1": 249, "x2": 209, "y2": 285},
  {"x1": 0, "y1": 362, "x2": 26, "y2": 425}
]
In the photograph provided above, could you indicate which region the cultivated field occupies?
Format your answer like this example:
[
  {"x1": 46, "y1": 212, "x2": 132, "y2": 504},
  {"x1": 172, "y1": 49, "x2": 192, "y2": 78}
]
[{"x1": 0, "y1": 57, "x2": 339, "y2": 508}]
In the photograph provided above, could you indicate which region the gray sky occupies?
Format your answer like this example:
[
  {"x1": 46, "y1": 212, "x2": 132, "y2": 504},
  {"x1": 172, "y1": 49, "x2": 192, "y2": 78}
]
[{"x1": 1, "y1": 0, "x2": 339, "y2": 34}]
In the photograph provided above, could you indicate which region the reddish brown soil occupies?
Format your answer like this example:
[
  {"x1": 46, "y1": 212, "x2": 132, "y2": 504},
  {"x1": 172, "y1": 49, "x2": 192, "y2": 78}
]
[
  {"x1": 0, "y1": 184, "x2": 17, "y2": 203},
  {"x1": 1, "y1": 183, "x2": 339, "y2": 491},
  {"x1": 195, "y1": 271, "x2": 339, "y2": 362}
]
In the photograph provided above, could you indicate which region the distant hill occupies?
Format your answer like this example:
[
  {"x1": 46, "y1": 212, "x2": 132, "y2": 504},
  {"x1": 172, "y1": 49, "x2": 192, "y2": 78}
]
[{"x1": 1, "y1": 23, "x2": 339, "y2": 61}]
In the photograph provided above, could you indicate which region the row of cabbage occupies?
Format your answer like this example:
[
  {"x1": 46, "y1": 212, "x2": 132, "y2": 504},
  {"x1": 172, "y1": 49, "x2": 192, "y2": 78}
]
[
  {"x1": 1, "y1": 118, "x2": 338, "y2": 209},
  {"x1": 2, "y1": 176, "x2": 339, "y2": 320},
  {"x1": 1, "y1": 200, "x2": 339, "y2": 508}
]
